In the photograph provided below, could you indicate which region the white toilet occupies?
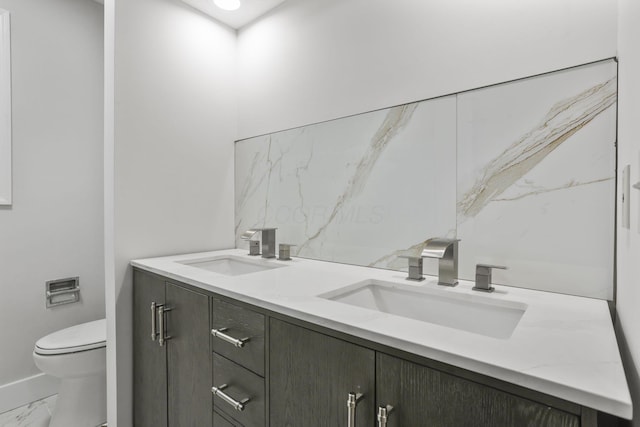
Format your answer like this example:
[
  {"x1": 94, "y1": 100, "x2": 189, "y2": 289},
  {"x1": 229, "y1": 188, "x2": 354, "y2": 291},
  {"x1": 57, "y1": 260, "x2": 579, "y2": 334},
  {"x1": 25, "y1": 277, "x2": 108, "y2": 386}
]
[{"x1": 33, "y1": 319, "x2": 107, "y2": 427}]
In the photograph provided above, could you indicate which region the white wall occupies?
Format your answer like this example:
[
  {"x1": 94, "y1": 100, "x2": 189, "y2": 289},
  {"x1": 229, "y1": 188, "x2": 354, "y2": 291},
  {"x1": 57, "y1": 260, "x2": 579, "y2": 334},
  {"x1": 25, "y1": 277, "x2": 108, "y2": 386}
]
[
  {"x1": 0, "y1": 0, "x2": 104, "y2": 410},
  {"x1": 102, "y1": 0, "x2": 623, "y2": 424},
  {"x1": 237, "y1": 0, "x2": 617, "y2": 140},
  {"x1": 617, "y1": 0, "x2": 640, "y2": 424},
  {"x1": 235, "y1": 0, "x2": 634, "y2": 419},
  {"x1": 105, "y1": 0, "x2": 237, "y2": 424},
  {"x1": 0, "y1": 10, "x2": 11, "y2": 205}
]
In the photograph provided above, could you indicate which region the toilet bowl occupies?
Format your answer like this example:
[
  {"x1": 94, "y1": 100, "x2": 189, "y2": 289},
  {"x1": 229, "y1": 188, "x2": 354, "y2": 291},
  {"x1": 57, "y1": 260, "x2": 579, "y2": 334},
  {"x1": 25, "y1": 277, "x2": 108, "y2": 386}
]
[{"x1": 33, "y1": 319, "x2": 106, "y2": 427}]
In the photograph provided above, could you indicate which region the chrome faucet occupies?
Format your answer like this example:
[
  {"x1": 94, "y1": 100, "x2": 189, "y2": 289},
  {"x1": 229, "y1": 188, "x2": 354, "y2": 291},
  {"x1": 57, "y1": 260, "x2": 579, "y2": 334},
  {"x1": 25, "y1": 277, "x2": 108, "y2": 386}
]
[
  {"x1": 473, "y1": 264, "x2": 507, "y2": 292},
  {"x1": 421, "y1": 238, "x2": 460, "y2": 287},
  {"x1": 241, "y1": 228, "x2": 277, "y2": 258}
]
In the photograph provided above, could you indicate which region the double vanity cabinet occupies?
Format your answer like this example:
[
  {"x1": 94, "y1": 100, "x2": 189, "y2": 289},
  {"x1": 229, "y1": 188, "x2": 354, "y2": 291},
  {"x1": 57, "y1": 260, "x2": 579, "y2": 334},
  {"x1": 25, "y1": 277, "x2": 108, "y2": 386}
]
[{"x1": 133, "y1": 267, "x2": 612, "y2": 427}]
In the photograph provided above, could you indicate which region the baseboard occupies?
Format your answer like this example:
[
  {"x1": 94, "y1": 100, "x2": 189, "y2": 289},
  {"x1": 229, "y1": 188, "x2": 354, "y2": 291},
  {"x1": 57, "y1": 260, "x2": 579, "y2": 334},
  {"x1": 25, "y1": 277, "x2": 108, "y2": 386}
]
[{"x1": 0, "y1": 373, "x2": 60, "y2": 413}]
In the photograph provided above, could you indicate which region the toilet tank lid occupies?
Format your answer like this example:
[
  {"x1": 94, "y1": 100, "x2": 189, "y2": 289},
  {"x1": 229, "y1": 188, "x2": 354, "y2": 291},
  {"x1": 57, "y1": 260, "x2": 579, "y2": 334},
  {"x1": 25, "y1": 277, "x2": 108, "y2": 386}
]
[{"x1": 35, "y1": 319, "x2": 106, "y2": 355}]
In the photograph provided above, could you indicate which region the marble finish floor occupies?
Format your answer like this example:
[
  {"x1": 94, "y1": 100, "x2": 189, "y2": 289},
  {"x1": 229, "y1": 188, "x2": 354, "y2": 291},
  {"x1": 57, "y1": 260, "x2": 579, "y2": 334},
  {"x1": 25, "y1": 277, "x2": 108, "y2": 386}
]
[{"x1": 0, "y1": 395, "x2": 56, "y2": 427}]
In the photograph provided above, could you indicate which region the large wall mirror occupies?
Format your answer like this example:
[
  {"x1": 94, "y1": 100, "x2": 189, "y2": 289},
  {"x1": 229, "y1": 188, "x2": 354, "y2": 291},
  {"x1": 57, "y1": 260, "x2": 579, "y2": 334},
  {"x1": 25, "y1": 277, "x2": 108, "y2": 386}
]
[
  {"x1": 236, "y1": 59, "x2": 617, "y2": 300},
  {"x1": 0, "y1": 9, "x2": 11, "y2": 205}
]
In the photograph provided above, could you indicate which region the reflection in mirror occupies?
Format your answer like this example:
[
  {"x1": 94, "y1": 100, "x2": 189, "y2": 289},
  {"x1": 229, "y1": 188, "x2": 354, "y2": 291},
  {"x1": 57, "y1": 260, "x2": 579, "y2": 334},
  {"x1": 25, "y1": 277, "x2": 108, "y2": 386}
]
[{"x1": 0, "y1": 9, "x2": 10, "y2": 205}]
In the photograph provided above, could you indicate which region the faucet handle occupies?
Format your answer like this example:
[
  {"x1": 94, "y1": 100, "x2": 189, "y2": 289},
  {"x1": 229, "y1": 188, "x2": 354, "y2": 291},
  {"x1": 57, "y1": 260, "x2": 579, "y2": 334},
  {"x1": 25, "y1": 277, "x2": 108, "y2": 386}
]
[
  {"x1": 473, "y1": 264, "x2": 507, "y2": 292},
  {"x1": 241, "y1": 229, "x2": 262, "y2": 256},
  {"x1": 399, "y1": 255, "x2": 425, "y2": 281},
  {"x1": 476, "y1": 264, "x2": 507, "y2": 273},
  {"x1": 278, "y1": 243, "x2": 296, "y2": 261}
]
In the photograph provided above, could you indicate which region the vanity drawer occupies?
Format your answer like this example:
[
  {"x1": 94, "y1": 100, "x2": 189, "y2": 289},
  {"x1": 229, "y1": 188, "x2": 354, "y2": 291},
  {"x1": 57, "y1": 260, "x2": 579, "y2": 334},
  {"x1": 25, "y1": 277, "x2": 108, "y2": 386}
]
[
  {"x1": 213, "y1": 353, "x2": 265, "y2": 427},
  {"x1": 211, "y1": 296, "x2": 265, "y2": 376},
  {"x1": 213, "y1": 410, "x2": 240, "y2": 427}
]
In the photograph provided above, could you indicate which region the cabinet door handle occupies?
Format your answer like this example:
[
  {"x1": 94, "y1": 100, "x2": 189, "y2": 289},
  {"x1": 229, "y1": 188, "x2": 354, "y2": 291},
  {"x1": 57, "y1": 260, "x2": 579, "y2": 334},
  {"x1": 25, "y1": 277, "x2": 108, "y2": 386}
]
[
  {"x1": 158, "y1": 305, "x2": 172, "y2": 347},
  {"x1": 377, "y1": 405, "x2": 394, "y2": 427},
  {"x1": 150, "y1": 302, "x2": 157, "y2": 341},
  {"x1": 347, "y1": 392, "x2": 363, "y2": 427},
  {"x1": 211, "y1": 328, "x2": 250, "y2": 348},
  {"x1": 211, "y1": 384, "x2": 250, "y2": 411}
]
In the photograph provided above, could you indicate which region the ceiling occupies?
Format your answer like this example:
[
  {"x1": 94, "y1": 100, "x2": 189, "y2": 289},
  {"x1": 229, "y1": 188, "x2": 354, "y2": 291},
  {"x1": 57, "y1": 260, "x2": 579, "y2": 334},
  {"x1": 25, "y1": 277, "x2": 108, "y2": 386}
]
[{"x1": 181, "y1": 0, "x2": 287, "y2": 29}]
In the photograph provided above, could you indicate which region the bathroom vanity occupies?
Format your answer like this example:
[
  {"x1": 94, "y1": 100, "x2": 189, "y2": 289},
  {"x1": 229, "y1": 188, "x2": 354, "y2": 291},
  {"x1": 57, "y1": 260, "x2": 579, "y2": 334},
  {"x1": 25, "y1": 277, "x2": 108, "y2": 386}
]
[{"x1": 132, "y1": 249, "x2": 631, "y2": 427}]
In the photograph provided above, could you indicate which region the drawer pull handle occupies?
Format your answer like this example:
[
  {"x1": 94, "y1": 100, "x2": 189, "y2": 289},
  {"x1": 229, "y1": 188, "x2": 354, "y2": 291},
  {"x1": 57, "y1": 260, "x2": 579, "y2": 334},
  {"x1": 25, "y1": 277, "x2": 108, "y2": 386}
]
[
  {"x1": 377, "y1": 405, "x2": 394, "y2": 427},
  {"x1": 150, "y1": 302, "x2": 157, "y2": 341},
  {"x1": 347, "y1": 392, "x2": 363, "y2": 427},
  {"x1": 212, "y1": 384, "x2": 250, "y2": 411},
  {"x1": 211, "y1": 328, "x2": 250, "y2": 348},
  {"x1": 158, "y1": 305, "x2": 173, "y2": 347}
]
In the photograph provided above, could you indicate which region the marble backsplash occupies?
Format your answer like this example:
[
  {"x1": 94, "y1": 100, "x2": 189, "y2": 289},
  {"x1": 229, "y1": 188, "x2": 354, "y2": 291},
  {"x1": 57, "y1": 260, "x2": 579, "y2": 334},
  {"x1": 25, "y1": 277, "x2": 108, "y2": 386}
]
[{"x1": 235, "y1": 59, "x2": 617, "y2": 300}]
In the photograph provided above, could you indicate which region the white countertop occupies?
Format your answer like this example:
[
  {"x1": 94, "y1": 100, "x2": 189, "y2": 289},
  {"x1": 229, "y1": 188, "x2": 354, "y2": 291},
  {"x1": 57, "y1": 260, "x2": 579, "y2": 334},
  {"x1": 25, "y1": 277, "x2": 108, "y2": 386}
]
[{"x1": 132, "y1": 249, "x2": 632, "y2": 419}]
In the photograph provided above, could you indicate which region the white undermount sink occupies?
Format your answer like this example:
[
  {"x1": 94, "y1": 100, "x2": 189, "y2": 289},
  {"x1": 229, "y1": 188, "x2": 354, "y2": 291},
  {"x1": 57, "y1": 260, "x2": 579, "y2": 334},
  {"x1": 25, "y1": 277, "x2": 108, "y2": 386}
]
[
  {"x1": 178, "y1": 255, "x2": 285, "y2": 276},
  {"x1": 320, "y1": 279, "x2": 527, "y2": 339}
]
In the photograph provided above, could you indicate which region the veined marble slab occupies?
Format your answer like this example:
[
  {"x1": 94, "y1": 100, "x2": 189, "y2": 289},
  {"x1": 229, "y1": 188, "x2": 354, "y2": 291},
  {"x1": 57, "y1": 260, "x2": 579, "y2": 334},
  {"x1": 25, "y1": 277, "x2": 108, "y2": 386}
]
[
  {"x1": 235, "y1": 59, "x2": 617, "y2": 299},
  {"x1": 235, "y1": 96, "x2": 457, "y2": 274},
  {"x1": 457, "y1": 60, "x2": 617, "y2": 299},
  {"x1": 0, "y1": 395, "x2": 56, "y2": 427}
]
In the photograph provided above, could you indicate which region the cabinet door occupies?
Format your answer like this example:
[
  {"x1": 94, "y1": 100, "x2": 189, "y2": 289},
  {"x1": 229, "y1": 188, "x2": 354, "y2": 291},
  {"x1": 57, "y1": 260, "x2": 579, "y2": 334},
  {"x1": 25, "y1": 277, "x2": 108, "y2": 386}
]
[
  {"x1": 133, "y1": 270, "x2": 167, "y2": 427},
  {"x1": 376, "y1": 353, "x2": 579, "y2": 427},
  {"x1": 270, "y1": 319, "x2": 375, "y2": 427},
  {"x1": 166, "y1": 282, "x2": 212, "y2": 427}
]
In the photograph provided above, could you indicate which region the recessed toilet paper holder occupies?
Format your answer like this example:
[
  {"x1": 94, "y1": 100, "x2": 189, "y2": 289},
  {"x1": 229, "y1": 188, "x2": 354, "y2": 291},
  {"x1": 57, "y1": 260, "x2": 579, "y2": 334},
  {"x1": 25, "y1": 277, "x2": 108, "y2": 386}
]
[{"x1": 46, "y1": 277, "x2": 80, "y2": 308}]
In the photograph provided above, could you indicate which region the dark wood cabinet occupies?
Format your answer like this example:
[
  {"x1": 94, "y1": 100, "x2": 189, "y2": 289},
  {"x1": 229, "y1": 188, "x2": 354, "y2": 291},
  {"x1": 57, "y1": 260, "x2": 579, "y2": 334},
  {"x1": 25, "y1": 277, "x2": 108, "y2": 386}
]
[
  {"x1": 133, "y1": 268, "x2": 607, "y2": 427},
  {"x1": 133, "y1": 269, "x2": 167, "y2": 427},
  {"x1": 213, "y1": 353, "x2": 265, "y2": 426},
  {"x1": 210, "y1": 296, "x2": 267, "y2": 426},
  {"x1": 269, "y1": 318, "x2": 375, "y2": 427},
  {"x1": 166, "y1": 282, "x2": 211, "y2": 427},
  {"x1": 376, "y1": 352, "x2": 580, "y2": 427},
  {"x1": 133, "y1": 270, "x2": 211, "y2": 427},
  {"x1": 213, "y1": 411, "x2": 239, "y2": 427},
  {"x1": 211, "y1": 296, "x2": 265, "y2": 376}
]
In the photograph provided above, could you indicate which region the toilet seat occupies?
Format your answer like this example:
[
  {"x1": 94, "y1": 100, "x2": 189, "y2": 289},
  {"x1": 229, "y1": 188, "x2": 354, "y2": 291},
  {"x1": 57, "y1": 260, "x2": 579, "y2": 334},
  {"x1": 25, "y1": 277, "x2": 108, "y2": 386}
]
[{"x1": 35, "y1": 319, "x2": 106, "y2": 355}]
